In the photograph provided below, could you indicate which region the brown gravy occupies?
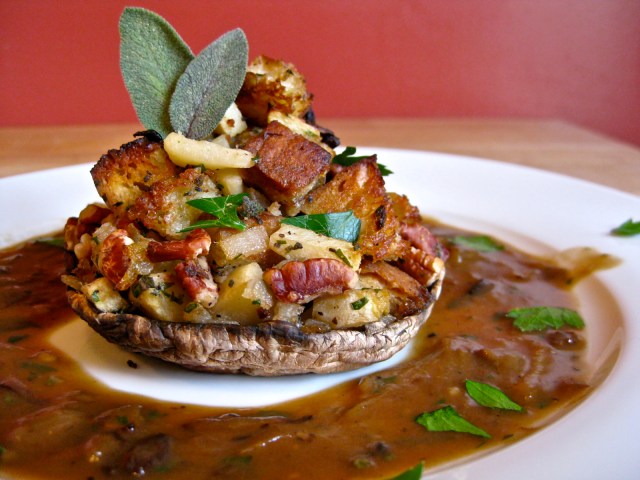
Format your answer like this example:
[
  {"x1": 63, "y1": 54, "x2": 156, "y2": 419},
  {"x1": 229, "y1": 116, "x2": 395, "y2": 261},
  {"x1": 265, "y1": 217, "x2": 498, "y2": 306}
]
[{"x1": 0, "y1": 226, "x2": 590, "y2": 479}]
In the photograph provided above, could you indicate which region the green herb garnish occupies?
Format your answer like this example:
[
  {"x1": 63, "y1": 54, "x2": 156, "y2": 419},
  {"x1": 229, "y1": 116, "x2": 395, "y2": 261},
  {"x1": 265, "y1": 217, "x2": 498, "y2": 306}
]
[
  {"x1": 281, "y1": 211, "x2": 361, "y2": 243},
  {"x1": 506, "y1": 306, "x2": 585, "y2": 332},
  {"x1": 611, "y1": 218, "x2": 640, "y2": 236},
  {"x1": 329, "y1": 247, "x2": 352, "y2": 267},
  {"x1": 116, "y1": 415, "x2": 130, "y2": 425},
  {"x1": 8, "y1": 334, "x2": 28, "y2": 344},
  {"x1": 388, "y1": 463, "x2": 423, "y2": 480},
  {"x1": 119, "y1": 7, "x2": 194, "y2": 137},
  {"x1": 332, "y1": 146, "x2": 392, "y2": 176},
  {"x1": 451, "y1": 235, "x2": 503, "y2": 252},
  {"x1": 351, "y1": 297, "x2": 369, "y2": 310},
  {"x1": 35, "y1": 236, "x2": 65, "y2": 248},
  {"x1": 182, "y1": 194, "x2": 248, "y2": 232},
  {"x1": 465, "y1": 380, "x2": 524, "y2": 411},
  {"x1": 184, "y1": 302, "x2": 198, "y2": 313},
  {"x1": 169, "y1": 28, "x2": 248, "y2": 139},
  {"x1": 415, "y1": 406, "x2": 490, "y2": 439}
]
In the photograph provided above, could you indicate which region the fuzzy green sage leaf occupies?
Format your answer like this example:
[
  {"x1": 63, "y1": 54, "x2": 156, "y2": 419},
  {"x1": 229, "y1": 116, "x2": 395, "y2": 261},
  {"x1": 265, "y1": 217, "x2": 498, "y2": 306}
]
[
  {"x1": 451, "y1": 235, "x2": 503, "y2": 252},
  {"x1": 281, "y1": 211, "x2": 361, "y2": 243},
  {"x1": 170, "y1": 28, "x2": 248, "y2": 139},
  {"x1": 611, "y1": 218, "x2": 640, "y2": 236},
  {"x1": 506, "y1": 306, "x2": 585, "y2": 332},
  {"x1": 119, "y1": 7, "x2": 193, "y2": 137},
  {"x1": 465, "y1": 380, "x2": 524, "y2": 411},
  {"x1": 182, "y1": 194, "x2": 248, "y2": 232},
  {"x1": 416, "y1": 405, "x2": 491, "y2": 439},
  {"x1": 388, "y1": 462, "x2": 423, "y2": 480}
]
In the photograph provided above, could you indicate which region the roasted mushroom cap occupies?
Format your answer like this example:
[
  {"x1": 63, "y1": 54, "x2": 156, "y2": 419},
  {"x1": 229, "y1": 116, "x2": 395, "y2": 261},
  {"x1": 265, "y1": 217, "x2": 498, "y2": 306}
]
[{"x1": 67, "y1": 269, "x2": 443, "y2": 376}]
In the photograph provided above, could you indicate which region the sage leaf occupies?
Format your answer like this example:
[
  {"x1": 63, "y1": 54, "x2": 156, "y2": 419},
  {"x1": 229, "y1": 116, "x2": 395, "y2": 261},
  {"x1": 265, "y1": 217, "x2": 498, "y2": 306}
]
[
  {"x1": 281, "y1": 211, "x2": 361, "y2": 243},
  {"x1": 119, "y1": 7, "x2": 193, "y2": 137},
  {"x1": 611, "y1": 218, "x2": 640, "y2": 236},
  {"x1": 388, "y1": 463, "x2": 423, "y2": 480},
  {"x1": 451, "y1": 235, "x2": 503, "y2": 252},
  {"x1": 170, "y1": 28, "x2": 248, "y2": 139},
  {"x1": 416, "y1": 406, "x2": 491, "y2": 439},
  {"x1": 182, "y1": 194, "x2": 248, "y2": 232},
  {"x1": 465, "y1": 380, "x2": 524, "y2": 411},
  {"x1": 506, "y1": 306, "x2": 585, "y2": 332}
]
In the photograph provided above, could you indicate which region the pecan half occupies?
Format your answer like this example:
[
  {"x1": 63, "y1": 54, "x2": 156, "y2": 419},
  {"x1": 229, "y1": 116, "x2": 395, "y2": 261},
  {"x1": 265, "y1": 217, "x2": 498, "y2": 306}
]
[
  {"x1": 263, "y1": 258, "x2": 357, "y2": 304},
  {"x1": 399, "y1": 222, "x2": 446, "y2": 260},
  {"x1": 401, "y1": 247, "x2": 445, "y2": 286},
  {"x1": 175, "y1": 258, "x2": 218, "y2": 308},
  {"x1": 98, "y1": 229, "x2": 134, "y2": 290},
  {"x1": 147, "y1": 229, "x2": 211, "y2": 263}
]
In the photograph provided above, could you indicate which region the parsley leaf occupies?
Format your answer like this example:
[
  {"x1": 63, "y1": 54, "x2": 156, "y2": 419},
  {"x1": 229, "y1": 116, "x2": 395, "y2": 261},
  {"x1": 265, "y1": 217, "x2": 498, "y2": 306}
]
[
  {"x1": 451, "y1": 235, "x2": 503, "y2": 252},
  {"x1": 388, "y1": 463, "x2": 423, "y2": 480},
  {"x1": 465, "y1": 380, "x2": 524, "y2": 411},
  {"x1": 281, "y1": 211, "x2": 361, "y2": 243},
  {"x1": 35, "y1": 236, "x2": 65, "y2": 248},
  {"x1": 182, "y1": 194, "x2": 248, "y2": 232},
  {"x1": 611, "y1": 218, "x2": 640, "y2": 236},
  {"x1": 416, "y1": 405, "x2": 491, "y2": 439},
  {"x1": 506, "y1": 306, "x2": 585, "y2": 332},
  {"x1": 332, "y1": 146, "x2": 392, "y2": 176}
]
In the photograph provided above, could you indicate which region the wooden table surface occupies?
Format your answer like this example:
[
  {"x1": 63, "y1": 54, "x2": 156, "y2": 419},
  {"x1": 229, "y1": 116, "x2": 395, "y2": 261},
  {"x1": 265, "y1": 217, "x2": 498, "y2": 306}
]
[{"x1": 1, "y1": 119, "x2": 639, "y2": 195}]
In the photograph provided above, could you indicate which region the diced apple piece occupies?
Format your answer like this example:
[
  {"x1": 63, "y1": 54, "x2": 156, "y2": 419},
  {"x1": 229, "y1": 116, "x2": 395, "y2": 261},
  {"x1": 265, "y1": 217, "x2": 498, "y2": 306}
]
[
  {"x1": 129, "y1": 273, "x2": 185, "y2": 322},
  {"x1": 82, "y1": 277, "x2": 129, "y2": 313},
  {"x1": 210, "y1": 225, "x2": 268, "y2": 266},
  {"x1": 272, "y1": 301, "x2": 304, "y2": 323},
  {"x1": 312, "y1": 288, "x2": 391, "y2": 329},
  {"x1": 214, "y1": 103, "x2": 248, "y2": 137},
  {"x1": 215, "y1": 168, "x2": 244, "y2": 195},
  {"x1": 269, "y1": 224, "x2": 361, "y2": 270},
  {"x1": 211, "y1": 263, "x2": 273, "y2": 325},
  {"x1": 164, "y1": 132, "x2": 255, "y2": 169}
]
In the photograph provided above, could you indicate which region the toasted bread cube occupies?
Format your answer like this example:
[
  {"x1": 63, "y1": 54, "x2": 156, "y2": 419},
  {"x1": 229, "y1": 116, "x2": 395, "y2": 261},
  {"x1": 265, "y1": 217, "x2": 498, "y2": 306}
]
[
  {"x1": 236, "y1": 55, "x2": 312, "y2": 125},
  {"x1": 241, "y1": 121, "x2": 331, "y2": 215},
  {"x1": 128, "y1": 168, "x2": 219, "y2": 239},
  {"x1": 91, "y1": 137, "x2": 179, "y2": 217},
  {"x1": 302, "y1": 158, "x2": 407, "y2": 262},
  {"x1": 269, "y1": 224, "x2": 361, "y2": 270}
]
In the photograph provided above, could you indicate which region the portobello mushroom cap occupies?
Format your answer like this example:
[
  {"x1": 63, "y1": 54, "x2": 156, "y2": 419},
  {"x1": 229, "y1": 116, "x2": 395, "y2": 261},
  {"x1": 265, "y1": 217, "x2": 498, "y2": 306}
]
[{"x1": 67, "y1": 270, "x2": 443, "y2": 376}]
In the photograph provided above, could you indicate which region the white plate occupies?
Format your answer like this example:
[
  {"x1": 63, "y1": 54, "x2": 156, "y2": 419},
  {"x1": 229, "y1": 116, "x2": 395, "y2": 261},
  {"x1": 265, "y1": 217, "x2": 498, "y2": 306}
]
[{"x1": 1, "y1": 148, "x2": 638, "y2": 479}]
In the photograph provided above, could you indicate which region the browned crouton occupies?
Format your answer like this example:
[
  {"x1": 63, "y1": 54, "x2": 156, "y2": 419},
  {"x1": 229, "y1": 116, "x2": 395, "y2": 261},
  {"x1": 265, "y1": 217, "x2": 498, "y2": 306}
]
[
  {"x1": 360, "y1": 259, "x2": 430, "y2": 317},
  {"x1": 236, "y1": 56, "x2": 312, "y2": 126},
  {"x1": 241, "y1": 121, "x2": 331, "y2": 215},
  {"x1": 302, "y1": 157, "x2": 408, "y2": 262},
  {"x1": 128, "y1": 168, "x2": 219, "y2": 239},
  {"x1": 91, "y1": 137, "x2": 179, "y2": 218}
]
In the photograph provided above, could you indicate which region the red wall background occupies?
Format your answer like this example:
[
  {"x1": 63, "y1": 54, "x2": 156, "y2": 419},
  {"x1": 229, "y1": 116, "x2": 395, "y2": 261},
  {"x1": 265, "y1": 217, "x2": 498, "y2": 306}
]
[{"x1": 1, "y1": 0, "x2": 639, "y2": 146}]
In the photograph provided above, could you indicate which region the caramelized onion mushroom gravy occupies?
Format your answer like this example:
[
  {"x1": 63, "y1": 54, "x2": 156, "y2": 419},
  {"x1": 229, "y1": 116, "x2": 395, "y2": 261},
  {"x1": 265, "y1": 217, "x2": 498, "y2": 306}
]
[{"x1": 0, "y1": 227, "x2": 595, "y2": 479}]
